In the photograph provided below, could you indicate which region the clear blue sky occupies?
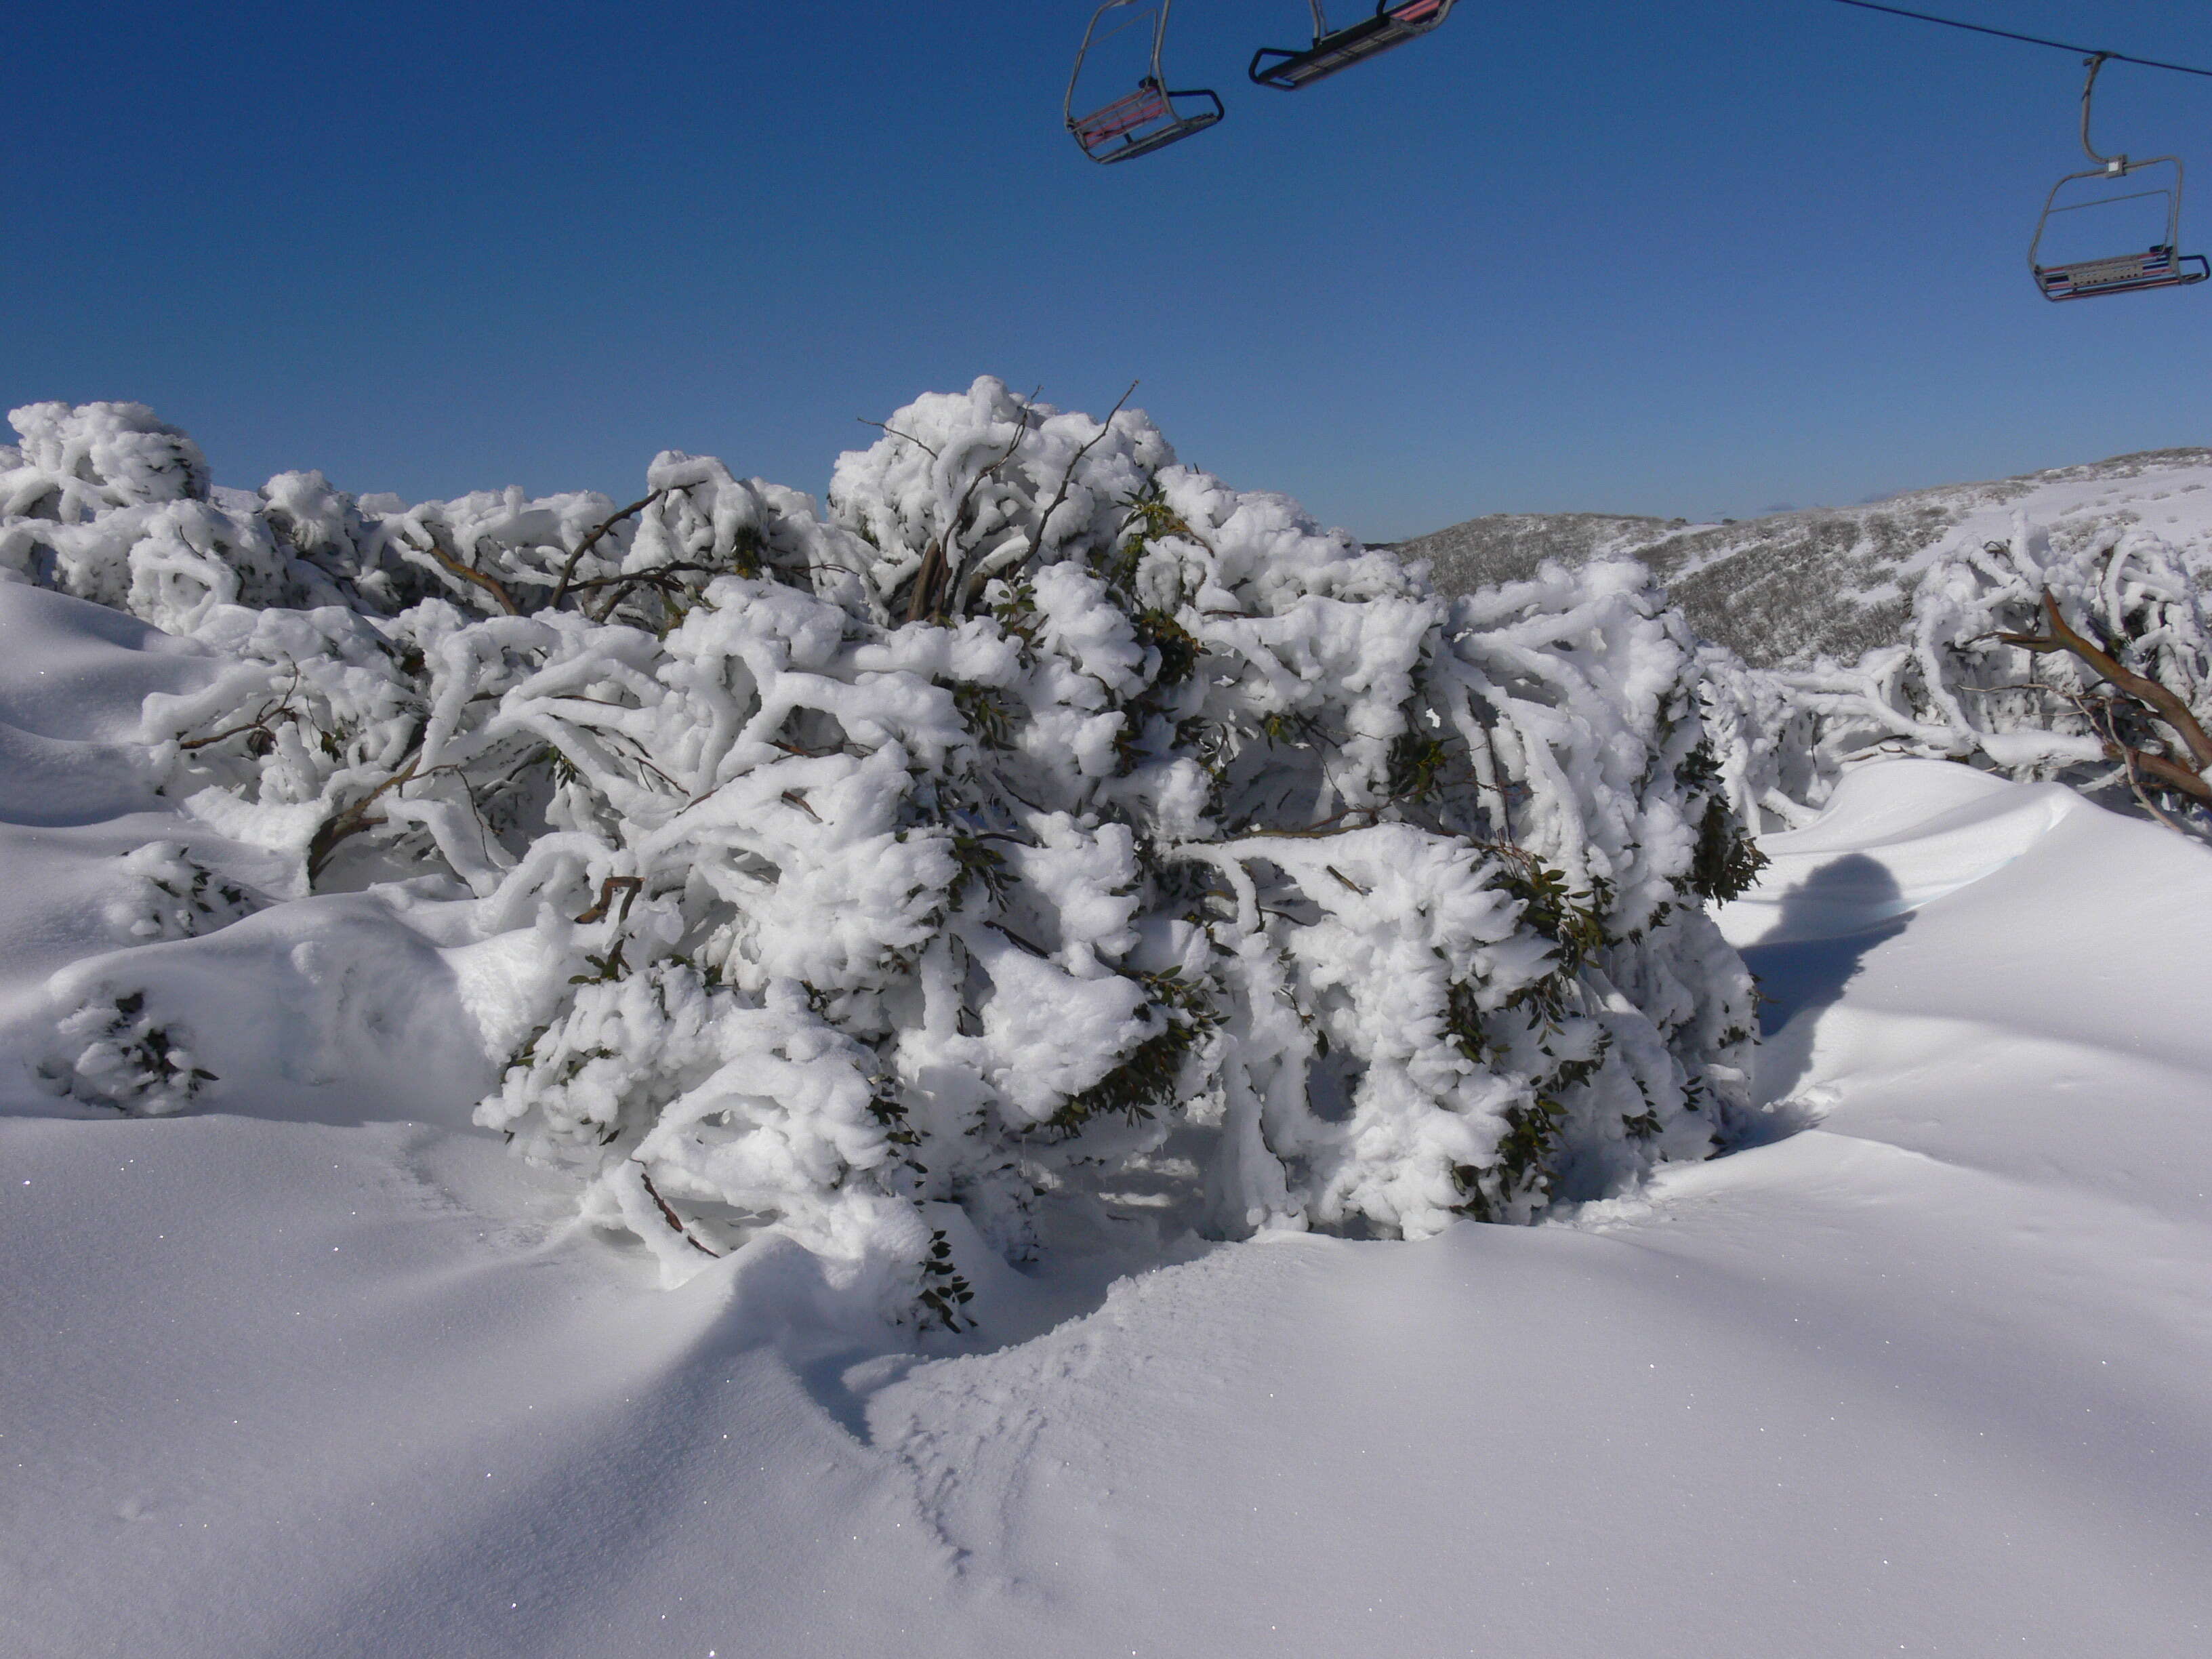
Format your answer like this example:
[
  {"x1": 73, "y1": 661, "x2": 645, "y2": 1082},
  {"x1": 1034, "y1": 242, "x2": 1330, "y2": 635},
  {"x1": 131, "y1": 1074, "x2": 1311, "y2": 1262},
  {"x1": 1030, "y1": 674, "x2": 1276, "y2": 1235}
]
[{"x1": 6, "y1": 1, "x2": 2210, "y2": 538}]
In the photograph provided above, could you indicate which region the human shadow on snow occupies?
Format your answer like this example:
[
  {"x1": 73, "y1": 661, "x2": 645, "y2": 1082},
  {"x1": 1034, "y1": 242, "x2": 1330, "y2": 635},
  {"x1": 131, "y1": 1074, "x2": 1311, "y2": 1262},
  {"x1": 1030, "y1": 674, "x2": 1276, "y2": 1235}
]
[{"x1": 1734, "y1": 852, "x2": 1912, "y2": 1132}]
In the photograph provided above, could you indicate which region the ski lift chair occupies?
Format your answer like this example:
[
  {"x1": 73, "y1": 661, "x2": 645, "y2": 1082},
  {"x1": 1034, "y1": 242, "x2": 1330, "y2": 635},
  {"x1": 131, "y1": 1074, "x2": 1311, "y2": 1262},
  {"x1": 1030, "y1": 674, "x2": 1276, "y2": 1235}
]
[
  {"x1": 1067, "y1": 1, "x2": 1224, "y2": 164},
  {"x1": 1248, "y1": 0, "x2": 1458, "y2": 91},
  {"x1": 2030, "y1": 55, "x2": 2208, "y2": 301}
]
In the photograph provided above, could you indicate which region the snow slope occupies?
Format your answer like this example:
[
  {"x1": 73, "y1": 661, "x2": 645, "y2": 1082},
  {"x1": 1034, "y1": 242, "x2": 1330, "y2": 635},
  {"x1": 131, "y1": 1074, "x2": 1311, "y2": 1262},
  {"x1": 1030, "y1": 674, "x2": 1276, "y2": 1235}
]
[
  {"x1": 1402, "y1": 447, "x2": 2212, "y2": 666},
  {"x1": 6, "y1": 587, "x2": 2212, "y2": 1654}
]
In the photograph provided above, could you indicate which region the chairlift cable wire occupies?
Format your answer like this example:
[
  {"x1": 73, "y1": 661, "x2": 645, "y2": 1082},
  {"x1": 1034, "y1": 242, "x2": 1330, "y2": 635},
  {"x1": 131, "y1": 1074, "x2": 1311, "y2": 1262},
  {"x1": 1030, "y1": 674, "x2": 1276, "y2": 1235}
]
[{"x1": 1825, "y1": 1, "x2": 2212, "y2": 79}]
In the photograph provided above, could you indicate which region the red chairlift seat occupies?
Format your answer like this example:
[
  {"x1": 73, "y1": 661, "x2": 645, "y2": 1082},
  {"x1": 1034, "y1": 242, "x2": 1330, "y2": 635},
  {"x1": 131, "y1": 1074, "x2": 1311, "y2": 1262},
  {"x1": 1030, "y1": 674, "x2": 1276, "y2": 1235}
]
[
  {"x1": 2030, "y1": 56, "x2": 2207, "y2": 302},
  {"x1": 1067, "y1": 1, "x2": 1224, "y2": 165},
  {"x1": 1249, "y1": 0, "x2": 1457, "y2": 91}
]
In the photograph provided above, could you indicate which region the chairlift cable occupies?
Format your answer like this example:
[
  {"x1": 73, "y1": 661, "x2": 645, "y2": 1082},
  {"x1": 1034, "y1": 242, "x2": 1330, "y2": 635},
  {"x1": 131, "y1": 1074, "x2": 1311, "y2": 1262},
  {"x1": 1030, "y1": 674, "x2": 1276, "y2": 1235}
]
[{"x1": 1825, "y1": 1, "x2": 2212, "y2": 80}]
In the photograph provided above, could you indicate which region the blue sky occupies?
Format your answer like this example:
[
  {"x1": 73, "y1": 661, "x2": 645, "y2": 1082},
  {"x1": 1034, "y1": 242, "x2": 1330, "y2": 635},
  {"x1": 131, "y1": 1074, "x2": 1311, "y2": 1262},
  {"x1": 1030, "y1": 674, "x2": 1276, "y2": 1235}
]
[{"x1": 6, "y1": 1, "x2": 2210, "y2": 538}]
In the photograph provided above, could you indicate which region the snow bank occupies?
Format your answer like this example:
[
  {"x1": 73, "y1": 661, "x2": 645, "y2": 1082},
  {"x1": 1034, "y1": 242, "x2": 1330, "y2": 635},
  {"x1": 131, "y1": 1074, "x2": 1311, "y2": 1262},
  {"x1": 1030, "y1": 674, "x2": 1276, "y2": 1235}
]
[{"x1": 1, "y1": 383, "x2": 1763, "y2": 1318}]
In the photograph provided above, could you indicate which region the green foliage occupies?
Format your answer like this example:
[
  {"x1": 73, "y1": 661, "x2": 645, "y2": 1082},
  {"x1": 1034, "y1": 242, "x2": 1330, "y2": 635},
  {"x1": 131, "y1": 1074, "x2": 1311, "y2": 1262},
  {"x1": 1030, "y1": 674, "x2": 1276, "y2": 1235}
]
[
  {"x1": 1452, "y1": 1095, "x2": 1566, "y2": 1222},
  {"x1": 1134, "y1": 606, "x2": 1199, "y2": 686},
  {"x1": 726, "y1": 523, "x2": 765, "y2": 581},
  {"x1": 40, "y1": 989, "x2": 218, "y2": 1113},
  {"x1": 947, "y1": 832, "x2": 1010, "y2": 907},
  {"x1": 1105, "y1": 478, "x2": 1206, "y2": 596},
  {"x1": 537, "y1": 744, "x2": 583, "y2": 786},
  {"x1": 1677, "y1": 740, "x2": 1723, "y2": 792},
  {"x1": 990, "y1": 577, "x2": 1040, "y2": 650},
  {"x1": 1387, "y1": 726, "x2": 1452, "y2": 802},
  {"x1": 146, "y1": 861, "x2": 254, "y2": 922},
  {"x1": 568, "y1": 943, "x2": 629, "y2": 985},
  {"x1": 1544, "y1": 1029, "x2": 1612, "y2": 1096},
  {"x1": 1258, "y1": 708, "x2": 1320, "y2": 747},
  {"x1": 916, "y1": 1228, "x2": 975, "y2": 1332},
  {"x1": 951, "y1": 681, "x2": 1016, "y2": 751},
  {"x1": 1493, "y1": 853, "x2": 1610, "y2": 1024},
  {"x1": 1686, "y1": 795, "x2": 1769, "y2": 904},
  {"x1": 869, "y1": 1087, "x2": 922, "y2": 1151},
  {"x1": 1039, "y1": 970, "x2": 1218, "y2": 1137},
  {"x1": 1445, "y1": 979, "x2": 1488, "y2": 1065}
]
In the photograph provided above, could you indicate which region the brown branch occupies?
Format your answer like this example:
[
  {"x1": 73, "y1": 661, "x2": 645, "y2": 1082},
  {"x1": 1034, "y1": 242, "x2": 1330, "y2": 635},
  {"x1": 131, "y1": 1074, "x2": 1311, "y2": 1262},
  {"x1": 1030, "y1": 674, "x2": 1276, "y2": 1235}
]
[
  {"x1": 547, "y1": 489, "x2": 666, "y2": 612},
  {"x1": 1995, "y1": 590, "x2": 2212, "y2": 772},
  {"x1": 2071, "y1": 693, "x2": 2202, "y2": 826},
  {"x1": 406, "y1": 525, "x2": 519, "y2": 615},
  {"x1": 769, "y1": 738, "x2": 849, "y2": 759},
  {"x1": 984, "y1": 919, "x2": 1052, "y2": 958},
  {"x1": 179, "y1": 715, "x2": 281, "y2": 752},
  {"x1": 903, "y1": 539, "x2": 949, "y2": 624},
  {"x1": 928, "y1": 395, "x2": 1037, "y2": 615},
  {"x1": 2058, "y1": 688, "x2": 2212, "y2": 810},
  {"x1": 306, "y1": 752, "x2": 423, "y2": 882},
  {"x1": 573, "y1": 874, "x2": 643, "y2": 926},
  {"x1": 582, "y1": 558, "x2": 735, "y2": 623},
  {"x1": 2125, "y1": 747, "x2": 2212, "y2": 803},
  {"x1": 2120, "y1": 749, "x2": 2192, "y2": 834},
  {"x1": 636, "y1": 1166, "x2": 721, "y2": 1257},
  {"x1": 856, "y1": 418, "x2": 940, "y2": 459},
  {"x1": 178, "y1": 662, "x2": 304, "y2": 752},
  {"x1": 1012, "y1": 379, "x2": 1137, "y2": 574},
  {"x1": 1230, "y1": 810, "x2": 1380, "y2": 840}
]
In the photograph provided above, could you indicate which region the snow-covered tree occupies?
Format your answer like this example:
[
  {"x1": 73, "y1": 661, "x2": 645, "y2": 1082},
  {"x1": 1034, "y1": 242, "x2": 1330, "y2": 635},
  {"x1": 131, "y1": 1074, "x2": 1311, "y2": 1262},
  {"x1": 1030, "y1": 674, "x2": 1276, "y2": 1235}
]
[
  {"x1": 4, "y1": 384, "x2": 1763, "y2": 1318},
  {"x1": 1704, "y1": 516, "x2": 2212, "y2": 838}
]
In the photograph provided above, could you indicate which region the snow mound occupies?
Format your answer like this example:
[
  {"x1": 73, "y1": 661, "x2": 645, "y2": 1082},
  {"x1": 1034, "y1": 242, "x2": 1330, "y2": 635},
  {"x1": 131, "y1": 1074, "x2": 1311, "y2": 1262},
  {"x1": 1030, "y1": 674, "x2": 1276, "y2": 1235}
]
[{"x1": 1717, "y1": 759, "x2": 2071, "y2": 941}]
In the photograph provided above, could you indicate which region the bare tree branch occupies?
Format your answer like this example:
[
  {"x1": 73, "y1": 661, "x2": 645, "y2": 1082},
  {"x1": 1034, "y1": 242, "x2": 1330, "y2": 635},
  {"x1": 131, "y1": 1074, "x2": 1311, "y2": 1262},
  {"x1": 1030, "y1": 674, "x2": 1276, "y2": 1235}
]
[
  {"x1": 307, "y1": 751, "x2": 423, "y2": 882},
  {"x1": 548, "y1": 489, "x2": 667, "y2": 612},
  {"x1": 573, "y1": 874, "x2": 643, "y2": 926},
  {"x1": 954, "y1": 380, "x2": 1141, "y2": 617},
  {"x1": 1994, "y1": 590, "x2": 2212, "y2": 773},
  {"x1": 405, "y1": 524, "x2": 520, "y2": 616},
  {"x1": 636, "y1": 1166, "x2": 721, "y2": 1256},
  {"x1": 856, "y1": 419, "x2": 939, "y2": 459}
]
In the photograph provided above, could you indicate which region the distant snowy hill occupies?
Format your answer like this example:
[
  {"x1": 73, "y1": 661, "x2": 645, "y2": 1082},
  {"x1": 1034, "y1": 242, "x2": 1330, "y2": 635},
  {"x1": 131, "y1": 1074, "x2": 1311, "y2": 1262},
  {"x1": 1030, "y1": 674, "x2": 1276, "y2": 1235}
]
[{"x1": 1396, "y1": 448, "x2": 2212, "y2": 666}]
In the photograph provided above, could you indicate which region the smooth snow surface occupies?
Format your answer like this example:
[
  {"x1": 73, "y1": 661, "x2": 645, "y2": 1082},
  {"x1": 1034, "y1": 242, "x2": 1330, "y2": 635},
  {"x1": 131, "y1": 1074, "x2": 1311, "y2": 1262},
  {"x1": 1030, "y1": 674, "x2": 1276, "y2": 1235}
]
[{"x1": 7, "y1": 579, "x2": 2211, "y2": 1656}]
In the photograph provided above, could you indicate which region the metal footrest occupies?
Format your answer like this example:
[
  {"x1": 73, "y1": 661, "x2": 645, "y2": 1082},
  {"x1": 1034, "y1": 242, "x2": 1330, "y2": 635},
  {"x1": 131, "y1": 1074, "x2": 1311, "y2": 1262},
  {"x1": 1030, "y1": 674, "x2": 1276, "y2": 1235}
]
[
  {"x1": 1250, "y1": 0, "x2": 1452, "y2": 91},
  {"x1": 2036, "y1": 247, "x2": 2211, "y2": 300},
  {"x1": 1071, "y1": 83, "x2": 1224, "y2": 163}
]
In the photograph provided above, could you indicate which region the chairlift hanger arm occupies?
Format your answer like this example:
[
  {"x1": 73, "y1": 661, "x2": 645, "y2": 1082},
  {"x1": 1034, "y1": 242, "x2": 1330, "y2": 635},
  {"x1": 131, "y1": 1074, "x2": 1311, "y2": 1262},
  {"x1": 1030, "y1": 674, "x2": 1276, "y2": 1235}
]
[
  {"x1": 2079, "y1": 54, "x2": 2124, "y2": 173},
  {"x1": 1066, "y1": 0, "x2": 1169, "y2": 125}
]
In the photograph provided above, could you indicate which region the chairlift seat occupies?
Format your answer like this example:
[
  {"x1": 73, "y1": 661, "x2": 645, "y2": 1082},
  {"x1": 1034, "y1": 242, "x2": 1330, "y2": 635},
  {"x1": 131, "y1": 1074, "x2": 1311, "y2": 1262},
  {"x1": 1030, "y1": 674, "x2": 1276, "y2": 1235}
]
[
  {"x1": 1249, "y1": 0, "x2": 1456, "y2": 91},
  {"x1": 1070, "y1": 79, "x2": 1224, "y2": 163},
  {"x1": 2034, "y1": 245, "x2": 2209, "y2": 300},
  {"x1": 2028, "y1": 58, "x2": 2207, "y2": 303},
  {"x1": 1067, "y1": 2, "x2": 1223, "y2": 164}
]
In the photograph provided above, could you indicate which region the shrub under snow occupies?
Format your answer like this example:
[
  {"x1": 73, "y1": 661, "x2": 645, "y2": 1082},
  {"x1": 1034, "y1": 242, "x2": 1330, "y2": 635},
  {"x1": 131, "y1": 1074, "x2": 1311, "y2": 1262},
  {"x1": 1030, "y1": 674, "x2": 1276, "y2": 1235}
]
[
  {"x1": 1706, "y1": 516, "x2": 2212, "y2": 836},
  {"x1": 2, "y1": 386, "x2": 1763, "y2": 1317}
]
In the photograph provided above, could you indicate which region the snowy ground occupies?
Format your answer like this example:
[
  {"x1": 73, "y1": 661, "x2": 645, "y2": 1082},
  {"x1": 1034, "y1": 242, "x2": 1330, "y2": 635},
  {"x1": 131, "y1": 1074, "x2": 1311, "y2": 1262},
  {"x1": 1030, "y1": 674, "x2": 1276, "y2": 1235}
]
[{"x1": 5, "y1": 585, "x2": 2210, "y2": 1657}]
